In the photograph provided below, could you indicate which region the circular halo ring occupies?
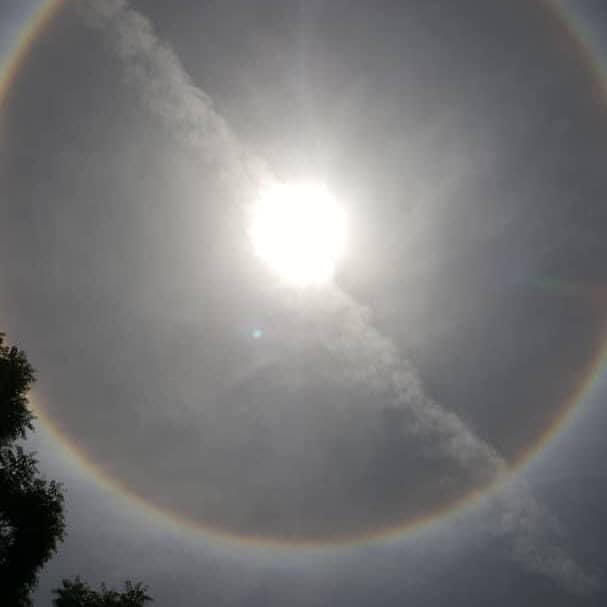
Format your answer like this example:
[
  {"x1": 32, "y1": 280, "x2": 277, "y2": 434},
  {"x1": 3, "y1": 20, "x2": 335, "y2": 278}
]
[{"x1": 2, "y1": 0, "x2": 607, "y2": 552}]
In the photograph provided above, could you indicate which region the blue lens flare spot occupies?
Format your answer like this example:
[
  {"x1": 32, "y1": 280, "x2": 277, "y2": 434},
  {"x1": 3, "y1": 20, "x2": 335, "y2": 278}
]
[{"x1": 252, "y1": 328, "x2": 263, "y2": 339}]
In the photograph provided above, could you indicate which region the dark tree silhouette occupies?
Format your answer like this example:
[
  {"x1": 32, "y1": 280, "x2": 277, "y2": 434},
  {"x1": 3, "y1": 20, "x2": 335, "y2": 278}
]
[
  {"x1": 0, "y1": 332, "x2": 152, "y2": 605},
  {"x1": 0, "y1": 332, "x2": 35, "y2": 445},
  {"x1": 53, "y1": 577, "x2": 152, "y2": 606},
  {"x1": 0, "y1": 332, "x2": 65, "y2": 606}
]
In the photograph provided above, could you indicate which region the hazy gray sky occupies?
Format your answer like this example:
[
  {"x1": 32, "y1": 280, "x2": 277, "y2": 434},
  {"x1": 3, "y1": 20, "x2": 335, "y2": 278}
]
[{"x1": 1, "y1": 1, "x2": 607, "y2": 605}]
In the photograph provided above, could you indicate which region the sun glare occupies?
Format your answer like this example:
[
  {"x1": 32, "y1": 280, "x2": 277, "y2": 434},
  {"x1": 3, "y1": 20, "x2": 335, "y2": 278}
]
[{"x1": 249, "y1": 183, "x2": 347, "y2": 287}]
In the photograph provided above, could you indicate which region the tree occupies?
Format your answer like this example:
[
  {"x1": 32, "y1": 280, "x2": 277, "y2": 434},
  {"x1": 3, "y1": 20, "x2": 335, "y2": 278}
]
[
  {"x1": 0, "y1": 332, "x2": 65, "y2": 606},
  {"x1": 1, "y1": 332, "x2": 152, "y2": 605},
  {"x1": 53, "y1": 577, "x2": 152, "y2": 606},
  {"x1": 0, "y1": 331, "x2": 35, "y2": 445}
]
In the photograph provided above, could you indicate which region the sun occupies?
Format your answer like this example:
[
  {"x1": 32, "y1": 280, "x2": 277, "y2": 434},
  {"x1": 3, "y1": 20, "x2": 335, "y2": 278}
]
[{"x1": 249, "y1": 182, "x2": 347, "y2": 287}]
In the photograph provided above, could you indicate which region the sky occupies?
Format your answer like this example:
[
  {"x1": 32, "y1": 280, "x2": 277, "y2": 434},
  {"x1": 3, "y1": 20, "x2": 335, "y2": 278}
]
[{"x1": 1, "y1": 0, "x2": 607, "y2": 604}]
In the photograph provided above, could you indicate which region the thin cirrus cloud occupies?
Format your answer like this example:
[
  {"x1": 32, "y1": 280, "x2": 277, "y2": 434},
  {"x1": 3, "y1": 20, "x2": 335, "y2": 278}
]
[{"x1": 73, "y1": 0, "x2": 599, "y2": 595}]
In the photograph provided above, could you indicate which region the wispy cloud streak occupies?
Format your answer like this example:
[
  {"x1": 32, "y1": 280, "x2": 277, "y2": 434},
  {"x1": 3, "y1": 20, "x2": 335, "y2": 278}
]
[
  {"x1": 79, "y1": 0, "x2": 598, "y2": 594},
  {"x1": 313, "y1": 288, "x2": 599, "y2": 594},
  {"x1": 80, "y1": 0, "x2": 272, "y2": 196}
]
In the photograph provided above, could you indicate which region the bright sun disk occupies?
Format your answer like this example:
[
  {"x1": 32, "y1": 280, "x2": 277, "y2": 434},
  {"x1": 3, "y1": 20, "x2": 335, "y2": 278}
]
[{"x1": 249, "y1": 182, "x2": 347, "y2": 287}]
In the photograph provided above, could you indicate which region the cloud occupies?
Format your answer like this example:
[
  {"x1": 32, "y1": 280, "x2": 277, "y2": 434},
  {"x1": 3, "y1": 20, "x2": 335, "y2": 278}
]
[
  {"x1": 315, "y1": 288, "x2": 600, "y2": 594},
  {"x1": 77, "y1": 0, "x2": 598, "y2": 594},
  {"x1": 79, "y1": 0, "x2": 272, "y2": 198}
]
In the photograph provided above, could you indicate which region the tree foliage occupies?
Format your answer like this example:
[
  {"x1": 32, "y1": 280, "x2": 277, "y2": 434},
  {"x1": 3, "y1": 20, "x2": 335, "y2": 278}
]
[
  {"x1": 53, "y1": 577, "x2": 152, "y2": 607},
  {"x1": 0, "y1": 332, "x2": 35, "y2": 445},
  {"x1": 0, "y1": 332, "x2": 152, "y2": 605},
  {"x1": 0, "y1": 332, "x2": 65, "y2": 606}
]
